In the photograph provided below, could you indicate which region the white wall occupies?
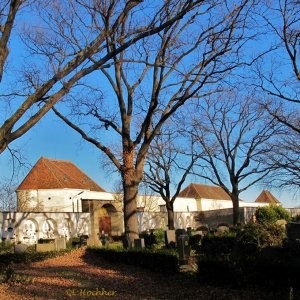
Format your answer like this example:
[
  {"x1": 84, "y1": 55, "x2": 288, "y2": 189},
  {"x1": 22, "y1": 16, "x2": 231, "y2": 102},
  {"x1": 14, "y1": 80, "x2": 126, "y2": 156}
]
[
  {"x1": 200, "y1": 198, "x2": 269, "y2": 211},
  {"x1": 173, "y1": 197, "x2": 199, "y2": 212},
  {"x1": 16, "y1": 188, "x2": 270, "y2": 216},
  {"x1": 239, "y1": 201, "x2": 269, "y2": 208},
  {"x1": 0, "y1": 212, "x2": 90, "y2": 244},
  {"x1": 17, "y1": 190, "x2": 120, "y2": 213}
]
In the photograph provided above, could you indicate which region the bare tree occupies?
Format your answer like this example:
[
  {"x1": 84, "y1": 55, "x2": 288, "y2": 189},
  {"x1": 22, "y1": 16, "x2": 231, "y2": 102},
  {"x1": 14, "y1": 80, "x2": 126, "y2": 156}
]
[
  {"x1": 257, "y1": 0, "x2": 300, "y2": 133},
  {"x1": 0, "y1": 180, "x2": 17, "y2": 211},
  {"x1": 143, "y1": 128, "x2": 199, "y2": 230},
  {"x1": 254, "y1": 0, "x2": 300, "y2": 190},
  {"x1": 191, "y1": 91, "x2": 282, "y2": 225},
  {"x1": 0, "y1": 0, "x2": 24, "y2": 82},
  {"x1": 0, "y1": 0, "x2": 203, "y2": 155},
  {"x1": 265, "y1": 131, "x2": 300, "y2": 190},
  {"x1": 53, "y1": 1, "x2": 253, "y2": 242}
]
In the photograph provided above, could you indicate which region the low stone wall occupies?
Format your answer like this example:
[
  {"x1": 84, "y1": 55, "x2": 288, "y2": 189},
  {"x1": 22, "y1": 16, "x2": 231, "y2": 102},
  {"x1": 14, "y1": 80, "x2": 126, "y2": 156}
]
[{"x1": 190, "y1": 208, "x2": 245, "y2": 228}]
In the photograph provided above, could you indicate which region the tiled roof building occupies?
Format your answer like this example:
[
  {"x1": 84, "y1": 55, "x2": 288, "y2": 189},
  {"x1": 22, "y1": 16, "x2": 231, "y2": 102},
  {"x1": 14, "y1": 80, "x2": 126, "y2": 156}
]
[
  {"x1": 178, "y1": 183, "x2": 231, "y2": 200},
  {"x1": 17, "y1": 157, "x2": 105, "y2": 192},
  {"x1": 255, "y1": 190, "x2": 280, "y2": 204}
]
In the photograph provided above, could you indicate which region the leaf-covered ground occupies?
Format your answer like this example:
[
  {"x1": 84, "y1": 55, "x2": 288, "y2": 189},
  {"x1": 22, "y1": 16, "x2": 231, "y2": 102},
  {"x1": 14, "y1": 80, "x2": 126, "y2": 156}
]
[{"x1": 0, "y1": 248, "x2": 292, "y2": 299}]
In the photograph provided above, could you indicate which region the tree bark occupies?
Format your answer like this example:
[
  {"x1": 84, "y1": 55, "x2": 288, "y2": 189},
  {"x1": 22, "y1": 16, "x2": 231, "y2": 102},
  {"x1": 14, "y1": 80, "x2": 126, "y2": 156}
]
[
  {"x1": 123, "y1": 181, "x2": 139, "y2": 246},
  {"x1": 122, "y1": 147, "x2": 141, "y2": 246},
  {"x1": 232, "y1": 192, "x2": 240, "y2": 225},
  {"x1": 166, "y1": 201, "x2": 175, "y2": 230}
]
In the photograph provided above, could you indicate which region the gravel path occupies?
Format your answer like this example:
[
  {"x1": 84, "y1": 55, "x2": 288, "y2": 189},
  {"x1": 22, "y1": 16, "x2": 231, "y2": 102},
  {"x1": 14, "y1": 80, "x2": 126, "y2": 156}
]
[{"x1": 0, "y1": 248, "x2": 289, "y2": 300}]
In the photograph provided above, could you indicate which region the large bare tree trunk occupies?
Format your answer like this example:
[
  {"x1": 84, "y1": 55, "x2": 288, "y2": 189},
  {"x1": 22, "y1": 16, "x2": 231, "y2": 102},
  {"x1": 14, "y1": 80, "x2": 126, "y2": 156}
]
[
  {"x1": 122, "y1": 148, "x2": 141, "y2": 246},
  {"x1": 166, "y1": 201, "x2": 175, "y2": 230},
  {"x1": 123, "y1": 182, "x2": 139, "y2": 246},
  {"x1": 232, "y1": 192, "x2": 240, "y2": 225}
]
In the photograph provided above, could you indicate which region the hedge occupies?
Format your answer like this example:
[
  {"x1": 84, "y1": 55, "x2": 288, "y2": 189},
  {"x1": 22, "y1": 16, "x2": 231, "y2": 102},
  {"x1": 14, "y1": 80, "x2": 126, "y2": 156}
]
[{"x1": 87, "y1": 247, "x2": 178, "y2": 274}]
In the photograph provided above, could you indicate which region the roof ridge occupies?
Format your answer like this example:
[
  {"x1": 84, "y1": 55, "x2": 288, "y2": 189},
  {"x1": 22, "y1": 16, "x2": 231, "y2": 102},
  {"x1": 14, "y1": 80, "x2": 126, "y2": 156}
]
[{"x1": 41, "y1": 157, "x2": 73, "y2": 164}]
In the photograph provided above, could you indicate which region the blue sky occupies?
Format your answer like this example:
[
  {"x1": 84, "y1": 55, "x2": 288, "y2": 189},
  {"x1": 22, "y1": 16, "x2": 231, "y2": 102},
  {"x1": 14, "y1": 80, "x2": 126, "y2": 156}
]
[
  {"x1": 0, "y1": 1, "x2": 299, "y2": 209},
  {"x1": 0, "y1": 109, "x2": 299, "y2": 208}
]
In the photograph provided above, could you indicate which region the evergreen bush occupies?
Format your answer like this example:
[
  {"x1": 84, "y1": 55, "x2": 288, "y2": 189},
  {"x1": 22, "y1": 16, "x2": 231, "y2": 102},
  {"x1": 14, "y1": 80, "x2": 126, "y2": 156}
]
[
  {"x1": 87, "y1": 247, "x2": 178, "y2": 274},
  {"x1": 236, "y1": 222, "x2": 286, "y2": 255},
  {"x1": 255, "y1": 205, "x2": 291, "y2": 225}
]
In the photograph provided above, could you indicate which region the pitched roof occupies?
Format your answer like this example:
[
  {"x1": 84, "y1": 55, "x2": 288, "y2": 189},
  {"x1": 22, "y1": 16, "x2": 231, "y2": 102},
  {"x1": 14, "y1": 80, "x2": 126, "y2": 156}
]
[
  {"x1": 255, "y1": 190, "x2": 280, "y2": 204},
  {"x1": 17, "y1": 157, "x2": 105, "y2": 192},
  {"x1": 178, "y1": 183, "x2": 231, "y2": 200}
]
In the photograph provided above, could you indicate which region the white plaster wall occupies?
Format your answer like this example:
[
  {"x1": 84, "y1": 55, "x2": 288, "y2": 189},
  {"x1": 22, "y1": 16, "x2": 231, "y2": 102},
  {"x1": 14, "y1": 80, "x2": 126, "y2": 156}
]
[
  {"x1": 17, "y1": 189, "x2": 96, "y2": 212},
  {"x1": 200, "y1": 199, "x2": 234, "y2": 211},
  {"x1": 136, "y1": 195, "x2": 165, "y2": 212},
  {"x1": 173, "y1": 197, "x2": 199, "y2": 212},
  {"x1": 81, "y1": 191, "x2": 116, "y2": 201},
  {"x1": 0, "y1": 212, "x2": 91, "y2": 244},
  {"x1": 36, "y1": 189, "x2": 91, "y2": 212},
  {"x1": 239, "y1": 201, "x2": 269, "y2": 208},
  {"x1": 200, "y1": 199, "x2": 269, "y2": 211}
]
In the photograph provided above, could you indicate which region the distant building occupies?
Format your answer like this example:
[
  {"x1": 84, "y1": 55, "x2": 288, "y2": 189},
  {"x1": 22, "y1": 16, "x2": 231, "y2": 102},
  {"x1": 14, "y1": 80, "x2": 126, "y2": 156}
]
[
  {"x1": 255, "y1": 190, "x2": 281, "y2": 205},
  {"x1": 0, "y1": 157, "x2": 274, "y2": 245},
  {"x1": 175, "y1": 183, "x2": 268, "y2": 212}
]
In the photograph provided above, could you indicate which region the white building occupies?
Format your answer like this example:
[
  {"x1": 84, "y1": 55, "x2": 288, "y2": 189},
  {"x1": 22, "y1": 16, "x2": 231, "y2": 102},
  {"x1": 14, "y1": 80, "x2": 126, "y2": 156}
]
[{"x1": 0, "y1": 157, "x2": 274, "y2": 244}]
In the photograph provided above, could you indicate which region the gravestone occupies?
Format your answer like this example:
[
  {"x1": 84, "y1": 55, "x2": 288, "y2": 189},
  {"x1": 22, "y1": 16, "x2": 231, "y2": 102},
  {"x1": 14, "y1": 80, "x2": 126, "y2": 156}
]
[
  {"x1": 217, "y1": 225, "x2": 229, "y2": 234},
  {"x1": 134, "y1": 238, "x2": 145, "y2": 249},
  {"x1": 14, "y1": 244, "x2": 28, "y2": 253},
  {"x1": 177, "y1": 233, "x2": 190, "y2": 265},
  {"x1": 87, "y1": 237, "x2": 102, "y2": 247},
  {"x1": 287, "y1": 222, "x2": 300, "y2": 242},
  {"x1": 80, "y1": 235, "x2": 89, "y2": 246},
  {"x1": 165, "y1": 230, "x2": 176, "y2": 248},
  {"x1": 175, "y1": 228, "x2": 186, "y2": 239},
  {"x1": 36, "y1": 243, "x2": 56, "y2": 252},
  {"x1": 55, "y1": 237, "x2": 66, "y2": 250}
]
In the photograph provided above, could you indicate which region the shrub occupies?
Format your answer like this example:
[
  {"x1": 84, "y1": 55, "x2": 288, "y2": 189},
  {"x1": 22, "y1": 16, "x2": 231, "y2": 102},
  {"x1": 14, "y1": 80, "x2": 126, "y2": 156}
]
[
  {"x1": 87, "y1": 247, "x2": 178, "y2": 274},
  {"x1": 201, "y1": 232, "x2": 236, "y2": 256},
  {"x1": 139, "y1": 229, "x2": 166, "y2": 248},
  {"x1": 255, "y1": 205, "x2": 291, "y2": 225},
  {"x1": 153, "y1": 229, "x2": 165, "y2": 246},
  {"x1": 0, "y1": 248, "x2": 72, "y2": 268},
  {"x1": 198, "y1": 256, "x2": 242, "y2": 286},
  {"x1": 198, "y1": 243, "x2": 300, "y2": 290},
  {"x1": 0, "y1": 242, "x2": 14, "y2": 255},
  {"x1": 236, "y1": 222, "x2": 286, "y2": 255}
]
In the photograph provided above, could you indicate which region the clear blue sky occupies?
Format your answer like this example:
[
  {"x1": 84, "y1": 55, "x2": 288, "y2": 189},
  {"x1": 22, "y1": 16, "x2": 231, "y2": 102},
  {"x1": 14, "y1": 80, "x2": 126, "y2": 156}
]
[{"x1": 0, "y1": 1, "x2": 299, "y2": 209}]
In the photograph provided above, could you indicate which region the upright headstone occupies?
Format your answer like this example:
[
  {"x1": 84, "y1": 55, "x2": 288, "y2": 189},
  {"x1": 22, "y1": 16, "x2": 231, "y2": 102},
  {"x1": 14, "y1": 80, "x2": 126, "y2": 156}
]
[
  {"x1": 36, "y1": 243, "x2": 56, "y2": 252},
  {"x1": 165, "y1": 230, "x2": 176, "y2": 248},
  {"x1": 287, "y1": 222, "x2": 300, "y2": 242},
  {"x1": 14, "y1": 244, "x2": 28, "y2": 253},
  {"x1": 177, "y1": 233, "x2": 190, "y2": 265},
  {"x1": 55, "y1": 237, "x2": 66, "y2": 250},
  {"x1": 134, "y1": 238, "x2": 145, "y2": 249},
  {"x1": 87, "y1": 237, "x2": 102, "y2": 247}
]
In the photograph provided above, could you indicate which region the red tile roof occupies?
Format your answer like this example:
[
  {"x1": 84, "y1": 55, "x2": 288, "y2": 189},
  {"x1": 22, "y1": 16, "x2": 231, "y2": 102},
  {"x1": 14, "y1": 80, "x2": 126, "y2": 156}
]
[
  {"x1": 178, "y1": 183, "x2": 231, "y2": 200},
  {"x1": 255, "y1": 190, "x2": 280, "y2": 204},
  {"x1": 17, "y1": 157, "x2": 105, "y2": 192}
]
